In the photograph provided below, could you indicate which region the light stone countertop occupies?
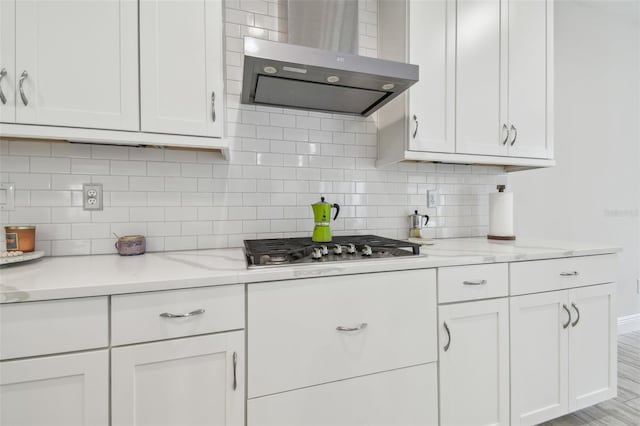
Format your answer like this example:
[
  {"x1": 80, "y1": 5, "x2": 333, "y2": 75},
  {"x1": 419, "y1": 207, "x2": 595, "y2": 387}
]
[{"x1": 0, "y1": 238, "x2": 620, "y2": 303}]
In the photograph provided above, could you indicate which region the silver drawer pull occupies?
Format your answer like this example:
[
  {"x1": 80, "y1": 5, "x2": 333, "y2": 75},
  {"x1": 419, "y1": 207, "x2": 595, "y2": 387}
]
[
  {"x1": 159, "y1": 308, "x2": 205, "y2": 318},
  {"x1": 336, "y1": 323, "x2": 368, "y2": 332},
  {"x1": 463, "y1": 280, "x2": 487, "y2": 285},
  {"x1": 560, "y1": 271, "x2": 579, "y2": 276},
  {"x1": 443, "y1": 321, "x2": 451, "y2": 352},
  {"x1": 18, "y1": 70, "x2": 28, "y2": 106},
  {"x1": 562, "y1": 304, "x2": 571, "y2": 329},
  {"x1": 0, "y1": 68, "x2": 7, "y2": 104},
  {"x1": 232, "y1": 351, "x2": 238, "y2": 391}
]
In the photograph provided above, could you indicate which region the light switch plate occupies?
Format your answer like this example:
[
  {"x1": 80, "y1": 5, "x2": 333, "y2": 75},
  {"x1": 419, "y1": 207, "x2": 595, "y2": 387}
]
[
  {"x1": 427, "y1": 190, "x2": 439, "y2": 208},
  {"x1": 0, "y1": 183, "x2": 15, "y2": 211},
  {"x1": 83, "y1": 183, "x2": 103, "y2": 211}
]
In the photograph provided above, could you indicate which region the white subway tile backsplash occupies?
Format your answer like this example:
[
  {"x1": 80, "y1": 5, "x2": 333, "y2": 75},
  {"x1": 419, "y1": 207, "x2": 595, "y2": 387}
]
[
  {"x1": 72, "y1": 223, "x2": 110, "y2": 239},
  {"x1": 72, "y1": 158, "x2": 110, "y2": 175},
  {"x1": 30, "y1": 191, "x2": 71, "y2": 206},
  {"x1": 52, "y1": 142, "x2": 92, "y2": 158},
  {"x1": 0, "y1": 0, "x2": 505, "y2": 255},
  {"x1": 10, "y1": 173, "x2": 51, "y2": 190},
  {"x1": 9, "y1": 141, "x2": 51, "y2": 156},
  {"x1": 52, "y1": 207, "x2": 91, "y2": 223},
  {"x1": 31, "y1": 157, "x2": 70, "y2": 173}
]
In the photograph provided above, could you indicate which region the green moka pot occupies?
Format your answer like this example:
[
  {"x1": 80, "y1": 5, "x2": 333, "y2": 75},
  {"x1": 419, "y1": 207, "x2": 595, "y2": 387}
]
[{"x1": 311, "y1": 197, "x2": 340, "y2": 242}]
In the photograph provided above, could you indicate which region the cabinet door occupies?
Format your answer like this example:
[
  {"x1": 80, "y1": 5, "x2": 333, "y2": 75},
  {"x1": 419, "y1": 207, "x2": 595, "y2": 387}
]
[
  {"x1": 568, "y1": 283, "x2": 617, "y2": 411},
  {"x1": 456, "y1": 0, "x2": 508, "y2": 156},
  {"x1": 407, "y1": 0, "x2": 455, "y2": 153},
  {"x1": 0, "y1": 0, "x2": 15, "y2": 123},
  {"x1": 510, "y1": 291, "x2": 569, "y2": 426},
  {"x1": 140, "y1": 0, "x2": 223, "y2": 137},
  {"x1": 0, "y1": 350, "x2": 109, "y2": 426},
  {"x1": 112, "y1": 331, "x2": 244, "y2": 426},
  {"x1": 507, "y1": 0, "x2": 552, "y2": 158},
  {"x1": 14, "y1": 0, "x2": 138, "y2": 130},
  {"x1": 248, "y1": 270, "x2": 437, "y2": 398},
  {"x1": 248, "y1": 363, "x2": 439, "y2": 426},
  {"x1": 439, "y1": 298, "x2": 509, "y2": 426}
]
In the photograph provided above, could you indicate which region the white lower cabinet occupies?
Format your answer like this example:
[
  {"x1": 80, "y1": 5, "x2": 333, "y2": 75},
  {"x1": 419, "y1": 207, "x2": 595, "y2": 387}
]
[
  {"x1": 248, "y1": 363, "x2": 439, "y2": 426},
  {"x1": 510, "y1": 283, "x2": 616, "y2": 425},
  {"x1": 0, "y1": 350, "x2": 109, "y2": 426},
  {"x1": 568, "y1": 284, "x2": 617, "y2": 411},
  {"x1": 111, "y1": 331, "x2": 244, "y2": 426},
  {"x1": 438, "y1": 298, "x2": 510, "y2": 426},
  {"x1": 247, "y1": 270, "x2": 437, "y2": 398}
]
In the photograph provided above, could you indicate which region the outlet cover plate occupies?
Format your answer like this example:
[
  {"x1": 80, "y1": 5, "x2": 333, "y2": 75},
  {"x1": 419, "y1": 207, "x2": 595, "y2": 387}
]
[{"x1": 83, "y1": 183, "x2": 103, "y2": 211}]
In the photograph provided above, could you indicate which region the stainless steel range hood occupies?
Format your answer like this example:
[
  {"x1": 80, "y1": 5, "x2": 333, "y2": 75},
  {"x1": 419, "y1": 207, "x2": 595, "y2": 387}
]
[{"x1": 240, "y1": 0, "x2": 418, "y2": 117}]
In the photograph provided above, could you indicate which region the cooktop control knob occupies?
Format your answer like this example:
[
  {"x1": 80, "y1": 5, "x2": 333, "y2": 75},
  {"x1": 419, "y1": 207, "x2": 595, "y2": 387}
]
[
  {"x1": 320, "y1": 245, "x2": 329, "y2": 255},
  {"x1": 311, "y1": 247, "x2": 323, "y2": 259},
  {"x1": 346, "y1": 243, "x2": 356, "y2": 254},
  {"x1": 333, "y1": 244, "x2": 342, "y2": 255},
  {"x1": 362, "y1": 245, "x2": 372, "y2": 256}
]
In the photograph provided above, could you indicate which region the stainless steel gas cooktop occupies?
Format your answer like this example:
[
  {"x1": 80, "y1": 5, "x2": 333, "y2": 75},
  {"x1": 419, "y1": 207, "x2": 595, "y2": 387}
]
[{"x1": 243, "y1": 235, "x2": 421, "y2": 268}]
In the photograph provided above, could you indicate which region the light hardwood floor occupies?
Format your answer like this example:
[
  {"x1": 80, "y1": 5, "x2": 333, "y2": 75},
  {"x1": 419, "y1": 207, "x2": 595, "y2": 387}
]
[{"x1": 540, "y1": 330, "x2": 640, "y2": 426}]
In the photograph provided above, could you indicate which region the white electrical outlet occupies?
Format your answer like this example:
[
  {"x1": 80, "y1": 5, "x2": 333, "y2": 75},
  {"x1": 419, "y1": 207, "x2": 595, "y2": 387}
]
[
  {"x1": 427, "y1": 190, "x2": 439, "y2": 208},
  {"x1": 83, "y1": 183, "x2": 103, "y2": 211}
]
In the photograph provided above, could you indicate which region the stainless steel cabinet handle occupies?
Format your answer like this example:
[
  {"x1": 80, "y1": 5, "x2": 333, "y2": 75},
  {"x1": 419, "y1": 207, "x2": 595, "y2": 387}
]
[
  {"x1": 463, "y1": 279, "x2": 487, "y2": 286},
  {"x1": 232, "y1": 351, "x2": 238, "y2": 391},
  {"x1": 571, "y1": 303, "x2": 580, "y2": 327},
  {"x1": 336, "y1": 323, "x2": 368, "y2": 332},
  {"x1": 562, "y1": 304, "x2": 571, "y2": 329},
  {"x1": 443, "y1": 321, "x2": 451, "y2": 352},
  {"x1": 0, "y1": 68, "x2": 7, "y2": 105},
  {"x1": 501, "y1": 123, "x2": 509, "y2": 145},
  {"x1": 159, "y1": 308, "x2": 205, "y2": 318},
  {"x1": 18, "y1": 70, "x2": 28, "y2": 106},
  {"x1": 211, "y1": 91, "x2": 216, "y2": 122},
  {"x1": 412, "y1": 114, "x2": 418, "y2": 139},
  {"x1": 509, "y1": 124, "x2": 517, "y2": 146},
  {"x1": 560, "y1": 271, "x2": 579, "y2": 276}
]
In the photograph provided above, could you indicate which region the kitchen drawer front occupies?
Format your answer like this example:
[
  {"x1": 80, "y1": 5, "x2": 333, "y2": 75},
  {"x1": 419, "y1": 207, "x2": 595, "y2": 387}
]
[
  {"x1": 0, "y1": 297, "x2": 108, "y2": 360},
  {"x1": 111, "y1": 284, "x2": 244, "y2": 346},
  {"x1": 438, "y1": 263, "x2": 508, "y2": 303},
  {"x1": 510, "y1": 255, "x2": 616, "y2": 296},
  {"x1": 247, "y1": 363, "x2": 438, "y2": 426},
  {"x1": 248, "y1": 269, "x2": 437, "y2": 398}
]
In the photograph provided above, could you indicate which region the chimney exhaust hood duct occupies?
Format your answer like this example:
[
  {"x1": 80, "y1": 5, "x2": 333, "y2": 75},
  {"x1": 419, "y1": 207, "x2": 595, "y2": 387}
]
[{"x1": 241, "y1": 0, "x2": 418, "y2": 117}]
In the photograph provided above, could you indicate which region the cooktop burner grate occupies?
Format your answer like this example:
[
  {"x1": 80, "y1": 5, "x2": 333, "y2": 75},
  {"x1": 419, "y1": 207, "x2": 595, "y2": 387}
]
[{"x1": 244, "y1": 235, "x2": 421, "y2": 267}]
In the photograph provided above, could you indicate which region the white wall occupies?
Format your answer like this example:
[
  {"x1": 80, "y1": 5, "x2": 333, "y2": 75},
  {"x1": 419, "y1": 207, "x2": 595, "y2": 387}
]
[{"x1": 510, "y1": 0, "x2": 640, "y2": 318}]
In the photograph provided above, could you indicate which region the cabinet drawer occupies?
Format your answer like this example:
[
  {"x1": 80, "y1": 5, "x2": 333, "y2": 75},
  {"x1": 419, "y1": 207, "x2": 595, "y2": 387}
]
[
  {"x1": 0, "y1": 297, "x2": 108, "y2": 360},
  {"x1": 248, "y1": 363, "x2": 438, "y2": 426},
  {"x1": 248, "y1": 269, "x2": 437, "y2": 398},
  {"x1": 111, "y1": 285, "x2": 244, "y2": 346},
  {"x1": 438, "y1": 263, "x2": 508, "y2": 303},
  {"x1": 510, "y1": 255, "x2": 616, "y2": 296}
]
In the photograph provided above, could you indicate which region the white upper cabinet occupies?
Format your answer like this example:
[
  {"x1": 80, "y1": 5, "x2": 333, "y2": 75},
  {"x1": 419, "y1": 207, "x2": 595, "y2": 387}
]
[
  {"x1": 457, "y1": 0, "x2": 552, "y2": 159},
  {"x1": 408, "y1": 0, "x2": 455, "y2": 153},
  {"x1": 14, "y1": 0, "x2": 139, "y2": 130},
  {"x1": 0, "y1": 0, "x2": 16, "y2": 123},
  {"x1": 140, "y1": 0, "x2": 224, "y2": 137},
  {"x1": 506, "y1": 0, "x2": 553, "y2": 159},
  {"x1": 378, "y1": 0, "x2": 554, "y2": 170},
  {"x1": 455, "y1": 0, "x2": 507, "y2": 157}
]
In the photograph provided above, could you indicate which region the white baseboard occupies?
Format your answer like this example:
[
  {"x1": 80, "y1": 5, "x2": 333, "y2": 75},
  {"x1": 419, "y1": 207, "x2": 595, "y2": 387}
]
[{"x1": 618, "y1": 313, "x2": 640, "y2": 334}]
